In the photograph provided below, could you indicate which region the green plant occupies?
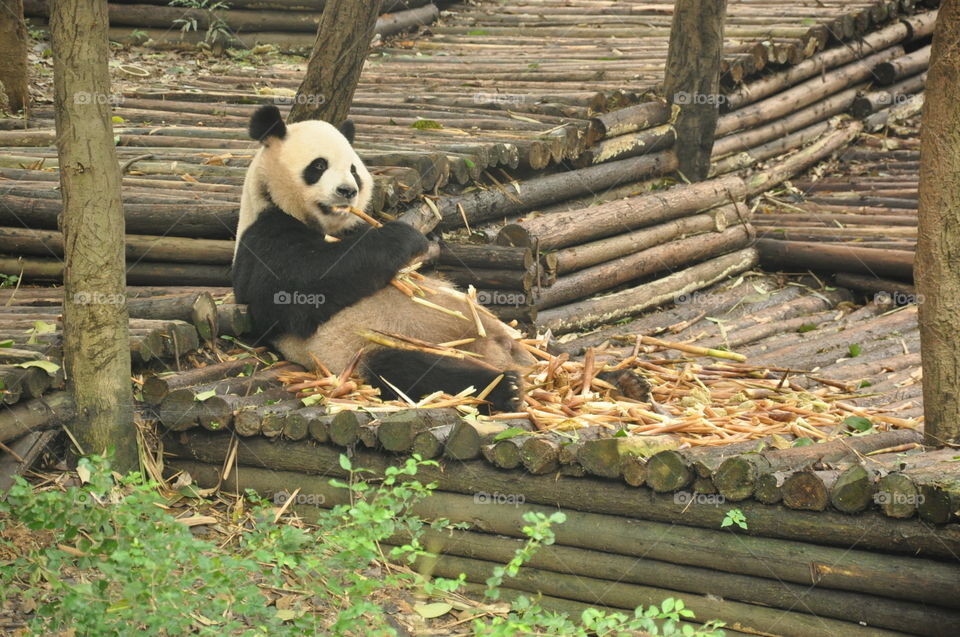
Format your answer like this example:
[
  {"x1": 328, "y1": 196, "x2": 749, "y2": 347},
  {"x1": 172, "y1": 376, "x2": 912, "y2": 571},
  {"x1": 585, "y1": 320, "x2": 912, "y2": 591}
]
[
  {"x1": 168, "y1": 0, "x2": 232, "y2": 46},
  {"x1": 0, "y1": 273, "x2": 18, "y2": 288},
  {"x1": 721, "y1": 508, "x2": 748, "y2": 530}
]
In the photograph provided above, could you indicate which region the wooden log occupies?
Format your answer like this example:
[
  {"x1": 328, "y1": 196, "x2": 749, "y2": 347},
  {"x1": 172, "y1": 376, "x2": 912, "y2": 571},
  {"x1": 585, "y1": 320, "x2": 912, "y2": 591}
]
[
  {"x1": 830, "y1": 464, "x2": 880, "y2": 514},
  {"x1": 163, "y1": 433, "x2": 960, "y2": 561},
  {"x1": 329, "y1": 410, "x2": 375, "y2": 447},
  {"x1": 0, "y1": 391, "x2": 74, "y2": 444},
  {"x1": 400, "y1": 151, "x2": 677, "y2": 233},
  {"x1": 850, "y1": 72, "x2": 927, "y2": 118},
  {"x1": 551, "y1": 203, "x2": 741, "y2": 275},
  {"x1": 411, "y1": 424, "x2": 453, "y2": 459},
  {"x1": 520, "y1": 434, "x2": 562, "y2": 475},
  {"x1": 376, "y1": 408, "x2": 460, "y2": 452},
  {"x1": 757, "y1": 239, "x2": 914, "y2": 281},
  {"x1": 644, "y1": 438, "x2": 777, "y2": 493},
  {"x1": 781, "y1": 470, "x2": 840, "y2": 511},
  {"x1": 0, "y1": 227, "x2": 235, "y2": 265},
  {"x1": 126, "y1": 292, "x2": 219, "y2": 343},
  {"x1": 538, "y1": 248, "x2": 758, "y2": 334},
  {"x1": 200, "y1": 388, "x2": 287, "y2": 433},
  {"x1": 834, "y1": 272, "x2": 919, "y2": 303},
  {"x1": 571, "y1": 123, "x2": 675, "y2": 168},
  {"x1": 142, "y1": 357, "x2": 262, "y2": 405},
  {"x1": 0, "y1": 255, "x2": 232, "y2": 287},
  {"x1": 234, "y1": 399, "x2": 302, "y2": 438},
  {"x1": 436, "y1": 243, "x2": 533, "y2": 270},
  {"x1": 723, "y1": 12, "x2": 938, "y2": 110},
  {"x1": 157, "y1": 364, "x2": 300, "y2": 431},
  {"x1": 874, "y1": 45, "x2": 932, "y2": 86},
  {"x1": 908, "y1": 464, "x2": 960, "y2": 524},
  {"x1": 481, "y1": 432, "x2": 532, "y2": 470},
  {"x1": 592, "y1": 100, "x2": 674, "y2": 139},
  {"x1": 497, "y1": 173, "x2": 748, "y2": 251},
  {"x1": 0, "y1": 364, "x2": 52, "y2": 400},
  {"x1": 716, "y1": 47, "x2": 904, "y2": 137},
  {"x1": 216, "y1": 304, "x2": 253, "y2": 337},
  {"x1": 444, "y1": 419, "x2": 519, "y2": 461},
  {"x1": 536, "y1": 224, "x2": 755, "y2": 310},
  {"x1": 576, "y1": 436, "x2": 678, "y2": 481},
  {"x1": 714, "y1": 430, "x2": 923, "y2": 503}
]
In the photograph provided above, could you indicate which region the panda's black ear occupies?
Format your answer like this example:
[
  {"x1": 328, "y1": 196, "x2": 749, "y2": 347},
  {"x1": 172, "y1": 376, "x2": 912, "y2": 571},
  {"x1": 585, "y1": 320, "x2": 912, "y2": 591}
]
[
  {"x1": 249, "y1": 105, "x2": 286, "y2": 143},
  {"x1": 338, "y1": 119, "x2": 356, "y2": 144}
]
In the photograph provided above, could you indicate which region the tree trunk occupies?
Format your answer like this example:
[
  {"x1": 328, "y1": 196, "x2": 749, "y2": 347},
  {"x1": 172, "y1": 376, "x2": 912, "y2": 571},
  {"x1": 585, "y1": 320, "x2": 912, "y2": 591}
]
[
  {"x1": 916, "y1": 0, "x2": 960, "y2": 447},
  {"x1": 662, "y1": 0, "x2": 726, "y2": 181},
  {"x1": 288, "y1": 0, "x2": 382, "y2": 124},
  {"x1": 50, "y1": 0, "x2": 136, "y2": 471},
  {"x1": 0, "y1": 0, "x2": 29, "y2": 112}
]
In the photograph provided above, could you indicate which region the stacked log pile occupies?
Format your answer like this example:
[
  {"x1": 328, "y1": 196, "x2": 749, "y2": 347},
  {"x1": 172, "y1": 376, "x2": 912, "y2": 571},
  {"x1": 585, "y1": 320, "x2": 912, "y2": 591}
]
[
  {"x1": 755, "y1": 112, "x2": 922, "y2": 290},
  {"x1": 0, "y1": 285, "x2": 246, "y2": 447},
  {"x1": 162, "y1": 423, "x2": 960, "y2": 635}
]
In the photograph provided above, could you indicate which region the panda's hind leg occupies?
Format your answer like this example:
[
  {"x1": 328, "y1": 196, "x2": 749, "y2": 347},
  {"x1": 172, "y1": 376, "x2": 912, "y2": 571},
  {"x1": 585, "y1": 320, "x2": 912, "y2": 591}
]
[{"x1": 360, "y1": 348, "x2": 522, "y2": 413}]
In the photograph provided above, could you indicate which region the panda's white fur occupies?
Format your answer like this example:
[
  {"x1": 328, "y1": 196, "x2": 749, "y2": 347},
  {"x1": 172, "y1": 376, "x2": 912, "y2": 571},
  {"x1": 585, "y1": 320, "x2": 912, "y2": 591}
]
[{"x1": 233, "y1": 105, "x2": 532, "y2": 411}]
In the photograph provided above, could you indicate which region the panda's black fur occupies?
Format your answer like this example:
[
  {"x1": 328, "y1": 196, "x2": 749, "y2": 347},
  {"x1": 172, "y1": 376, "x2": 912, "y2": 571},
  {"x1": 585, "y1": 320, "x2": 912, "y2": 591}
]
[{"x1": 233, "y1": 105, "x2": 525, "y2": 412}]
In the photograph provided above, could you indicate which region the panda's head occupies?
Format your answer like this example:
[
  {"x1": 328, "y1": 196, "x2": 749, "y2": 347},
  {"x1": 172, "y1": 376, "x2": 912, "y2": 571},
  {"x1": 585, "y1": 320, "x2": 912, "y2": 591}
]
[{"x1": 243, "y1": 104, "x2": 372, "y2": 236}]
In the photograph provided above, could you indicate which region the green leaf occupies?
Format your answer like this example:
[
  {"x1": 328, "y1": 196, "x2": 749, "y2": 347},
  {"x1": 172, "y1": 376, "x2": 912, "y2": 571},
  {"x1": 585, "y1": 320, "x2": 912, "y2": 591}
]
[
  {"x1": 792, "y1": 437, "x2": 814, "y2": 447},
  {"x1": 0, "y1": 339, "x2": 13, "y2": 348},
  {"x1": 844, "y1": 415, "x2": 873, "y2": 432},
  {"x1": 194, "y1": 389, "x2": 216, "y2": 402},
  {"x1": 111, "y1": 115, "x2": 125, "y2": 124},
  {"x1": 493, "y1": 426, "x2": 526, "y2": 441},
  {"x1": 613, "y1": 428, "x2": 628, "y2": 437},
  {"x1": 339, "y1": 454, "x2": 352, "y2": 471},
  {"x1": 15, "y1": 360, "x2": 60, "y2": 375},
  {"x1": 31, "y1": 320, "x2": 56, "y2": 335},
  {"x1": 848, "y1": 343, "x2": 862, "y2": 358},
  {"x1": 414, "y1": 602, "x2": 453, "y2": 619},
  {"x1": 411, "y1": 119, "x2": 442, "y2": 130},
  {"x1": 301, "y1": 393, "x2": 324, "y2": 406},
  {"x1": 797, "y1": 322, "x2": 817, "y2": 333},
  {"x1": 463, "y1": 158, "x2": 475, "y2": 169}
]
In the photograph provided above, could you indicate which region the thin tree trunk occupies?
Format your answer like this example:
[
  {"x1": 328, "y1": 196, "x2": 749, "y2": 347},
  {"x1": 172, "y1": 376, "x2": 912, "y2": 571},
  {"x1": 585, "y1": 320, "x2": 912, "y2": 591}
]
[
  {"x1": 50, "y1": 0, "x2": 137, "y2": 470},
  {"x1": 288, "y1": 0, "x2": 382, "y2": 124},
  {"x1": 917, "y1": 1, "x2": 960, "y2": 447},
  {"x1": 0, "y1": 0, "x2": 29, "y2": 112},
  {"x1": 662, "y1": 0, "x2": 726, "y2": 181}
]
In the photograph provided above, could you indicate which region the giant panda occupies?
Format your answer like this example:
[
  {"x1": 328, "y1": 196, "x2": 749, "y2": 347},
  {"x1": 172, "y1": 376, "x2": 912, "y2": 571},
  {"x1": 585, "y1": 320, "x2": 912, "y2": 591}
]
[{"x1": 232, "y1": 105, "x2": 533, "y2": 412}]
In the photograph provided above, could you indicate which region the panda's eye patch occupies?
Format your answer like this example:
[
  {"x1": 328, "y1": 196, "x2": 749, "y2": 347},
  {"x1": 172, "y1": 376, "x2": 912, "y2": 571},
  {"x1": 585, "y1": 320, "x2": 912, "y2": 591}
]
[
  {"x1": 303, "y1": 158, "x2": 328, "y2": 185},
  {"x1": 351, "y1": 164, "x2": 363, "y2": 191}
]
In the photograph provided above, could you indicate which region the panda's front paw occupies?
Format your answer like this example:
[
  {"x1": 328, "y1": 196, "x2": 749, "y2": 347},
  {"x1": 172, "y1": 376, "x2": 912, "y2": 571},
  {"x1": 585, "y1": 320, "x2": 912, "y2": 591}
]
[
  {"x1": 599, "y1": 369, "x2": 652, "y2": 402},
  {"x1": 381, "y1": 221, "x2": 429, "y2": 261},
  {"x1": 485, "y1": 370, "x2": 523, "y2": 414}
]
